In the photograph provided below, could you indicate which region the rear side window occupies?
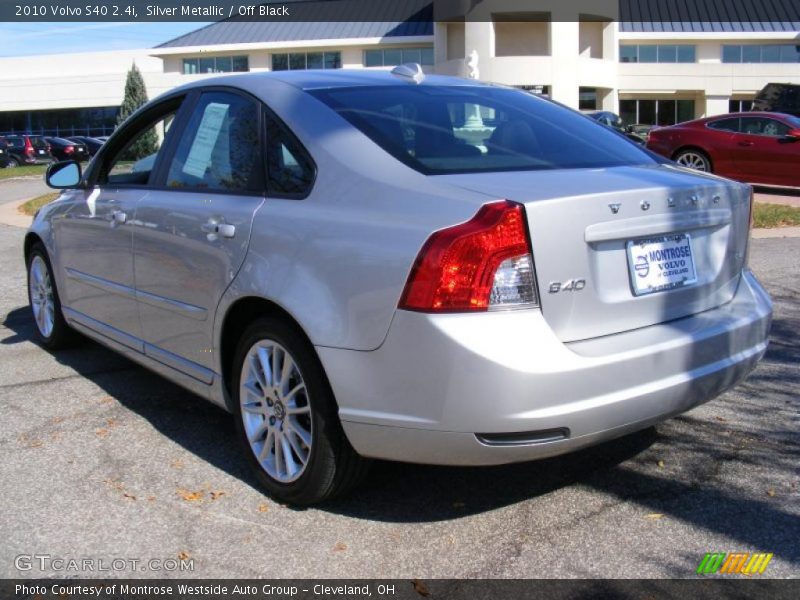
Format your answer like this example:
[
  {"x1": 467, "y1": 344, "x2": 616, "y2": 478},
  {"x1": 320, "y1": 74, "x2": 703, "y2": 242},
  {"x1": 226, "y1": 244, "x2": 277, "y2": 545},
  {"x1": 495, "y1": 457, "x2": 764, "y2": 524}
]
[
  {"x1": 708, "y1": 118, "x2": 740, "y2": 132},
  {"x1": 166, "y1": 91, "x2": 261, "y2": 193},
  {"x1": 310, "y1": 85, "x2": 655, "y2": 175},
  {"x1": 265, "y1": 112, "x2": 315, "y2": 197},
  {"x1": 30, "y1": 137, "x2": 48, "y2": 149}
]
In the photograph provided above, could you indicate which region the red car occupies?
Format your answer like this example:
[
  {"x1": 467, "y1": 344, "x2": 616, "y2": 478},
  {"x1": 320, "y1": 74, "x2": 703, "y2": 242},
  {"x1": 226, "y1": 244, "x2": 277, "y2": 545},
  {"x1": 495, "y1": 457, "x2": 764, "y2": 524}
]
[{"x1": 646, "y1": 111, "x2": 800, "y2": 187}]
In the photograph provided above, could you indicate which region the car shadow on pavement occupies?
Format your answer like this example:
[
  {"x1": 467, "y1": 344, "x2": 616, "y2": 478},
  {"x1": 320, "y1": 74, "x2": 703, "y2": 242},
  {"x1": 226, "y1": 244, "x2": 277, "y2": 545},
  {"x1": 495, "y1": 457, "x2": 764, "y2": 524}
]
[
  {"x1": 4, "y1": 303, "x2": 798, "y2": 560},
  {"x1": 3, "y1": 304, "x2": 660, "y2": 520}
]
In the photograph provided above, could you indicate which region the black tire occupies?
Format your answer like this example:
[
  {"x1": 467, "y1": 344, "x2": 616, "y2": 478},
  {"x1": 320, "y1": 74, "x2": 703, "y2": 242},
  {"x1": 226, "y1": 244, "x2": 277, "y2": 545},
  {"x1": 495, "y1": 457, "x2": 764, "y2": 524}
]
[
  {"x1": 231, "y1": 317, "x2": 370, "y2": 505},
  {"x1": 26, "y1": 243, "x2": 76, "y2": 349},
  {"x1": 7, "y1": 157, "x2": 19, "y2": 168}
]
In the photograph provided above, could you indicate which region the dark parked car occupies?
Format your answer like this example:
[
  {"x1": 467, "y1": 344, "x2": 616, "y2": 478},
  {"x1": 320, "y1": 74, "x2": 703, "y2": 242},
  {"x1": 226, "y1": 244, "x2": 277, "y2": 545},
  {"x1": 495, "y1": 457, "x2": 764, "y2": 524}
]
[
  {"x1": 647, "y1": 111, "x2": 800, "y2": 187},
  {"x1": 4, "y1": 135, "x2": 52, "y2": 166},
  {"x1": 586, "y1": 111, "x2": 645, "y2": 144},
  {"x1": 753, "y1": 83, "x2": 800, "y2": 117},
  {"x1": 66, "y1": 136, "x2": 104, "y2": 156},
  {"x1": 46, "y1": 137, "x2": 90, "y2": 162},
  {"x1": 0, "y1": 138, "x2": 10, "y2": 168}
]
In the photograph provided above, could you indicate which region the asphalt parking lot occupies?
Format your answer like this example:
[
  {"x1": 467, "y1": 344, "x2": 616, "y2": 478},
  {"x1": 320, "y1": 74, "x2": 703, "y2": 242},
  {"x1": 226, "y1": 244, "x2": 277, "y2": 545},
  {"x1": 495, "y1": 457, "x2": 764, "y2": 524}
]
[{"x1": 0, "y1": 222, "x2": 797, "y2": 579}]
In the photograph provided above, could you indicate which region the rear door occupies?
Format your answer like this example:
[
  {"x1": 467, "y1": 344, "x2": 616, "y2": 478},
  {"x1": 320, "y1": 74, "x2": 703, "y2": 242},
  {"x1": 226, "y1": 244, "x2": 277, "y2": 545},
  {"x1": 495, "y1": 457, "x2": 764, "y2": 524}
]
[
  {"x1": 132, "y1": 89, "x2": 265, "y2": 382},
  {"x1": 733, "y1": 116, "x2": 800, "y2": 186}
]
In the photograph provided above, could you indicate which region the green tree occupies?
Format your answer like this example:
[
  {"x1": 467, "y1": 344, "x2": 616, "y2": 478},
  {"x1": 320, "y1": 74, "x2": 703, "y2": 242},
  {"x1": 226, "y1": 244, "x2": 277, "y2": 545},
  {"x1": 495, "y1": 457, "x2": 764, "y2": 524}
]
[{"x1": 117, "y1": 62, "x2": 157, "y2": 160}]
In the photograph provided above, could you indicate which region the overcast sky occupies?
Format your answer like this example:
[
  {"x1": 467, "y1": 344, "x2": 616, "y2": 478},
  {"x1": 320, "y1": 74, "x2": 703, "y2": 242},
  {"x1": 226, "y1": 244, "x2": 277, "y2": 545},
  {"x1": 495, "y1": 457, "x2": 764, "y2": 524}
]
[{"x1": 0, "y1": 22, "x2": 212, "y2": 56}]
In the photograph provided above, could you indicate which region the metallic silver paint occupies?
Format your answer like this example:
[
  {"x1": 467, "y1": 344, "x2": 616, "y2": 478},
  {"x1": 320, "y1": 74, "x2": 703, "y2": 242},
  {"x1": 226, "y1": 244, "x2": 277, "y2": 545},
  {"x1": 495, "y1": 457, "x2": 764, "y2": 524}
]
[{"x1": 28, "y1": 70, "x2": 773, "y2": 467}]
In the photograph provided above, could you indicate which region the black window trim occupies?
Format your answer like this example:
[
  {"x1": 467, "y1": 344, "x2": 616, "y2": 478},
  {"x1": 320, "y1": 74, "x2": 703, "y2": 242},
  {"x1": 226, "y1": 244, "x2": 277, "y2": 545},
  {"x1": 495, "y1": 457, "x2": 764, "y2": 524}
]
[{"x1": 262, "y1": 104, "x2": 317, "y2": 200}]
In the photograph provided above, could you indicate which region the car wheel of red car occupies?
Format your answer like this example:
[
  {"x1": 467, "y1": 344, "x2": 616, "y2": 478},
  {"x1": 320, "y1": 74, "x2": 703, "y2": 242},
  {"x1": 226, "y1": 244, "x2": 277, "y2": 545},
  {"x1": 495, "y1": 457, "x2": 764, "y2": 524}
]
[{"x1": 674, "y1": 149, "x2": 712, "y2": 173}]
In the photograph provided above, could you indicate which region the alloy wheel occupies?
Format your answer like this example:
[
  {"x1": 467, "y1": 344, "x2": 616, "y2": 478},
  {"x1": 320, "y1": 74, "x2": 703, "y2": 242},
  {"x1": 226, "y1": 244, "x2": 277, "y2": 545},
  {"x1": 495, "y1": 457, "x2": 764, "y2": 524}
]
[
  {"x1": 29, "y1": 255, "x2": 54, "y2": 338},
  {"x1": 239, "y1": 340, "x2": 313, "y2": 483},
  {"x1": 676, "y1": 151, "x2": 709, "y2": 172}
]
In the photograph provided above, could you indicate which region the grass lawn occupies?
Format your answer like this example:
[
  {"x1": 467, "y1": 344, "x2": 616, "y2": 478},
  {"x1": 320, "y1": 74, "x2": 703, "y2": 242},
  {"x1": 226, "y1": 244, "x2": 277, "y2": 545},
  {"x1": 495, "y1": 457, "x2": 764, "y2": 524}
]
[
  {"x1": 0, "y1": 164, "x2": 47, "y2": 180},
  {"x1": 18, "y1": 192, "x2": 60, "y2": 216},
  {"x1": 753, "y1": 202, "x2": 800, "y2": 228}
]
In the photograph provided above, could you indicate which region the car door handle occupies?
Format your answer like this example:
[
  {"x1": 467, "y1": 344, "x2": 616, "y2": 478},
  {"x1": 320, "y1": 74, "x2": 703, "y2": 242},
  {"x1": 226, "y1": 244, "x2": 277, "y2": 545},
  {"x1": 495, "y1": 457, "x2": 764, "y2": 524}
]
[
  {"x1": 738, "y1": 141, "x2": 754, "y2": 147},
  {"x1": 107, "y1": 210, "x2": 127, "y2": 225},
  {"x1": 201, "y1": 221, "x2": 236, "y2": 239}
]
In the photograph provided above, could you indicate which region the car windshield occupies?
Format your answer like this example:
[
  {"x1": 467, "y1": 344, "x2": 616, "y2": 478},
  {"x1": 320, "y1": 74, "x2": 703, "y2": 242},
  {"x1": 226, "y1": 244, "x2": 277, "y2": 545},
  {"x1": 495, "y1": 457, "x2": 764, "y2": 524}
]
[{"x1": 310, "y1": 85, "x2": 656, "y2": 175}]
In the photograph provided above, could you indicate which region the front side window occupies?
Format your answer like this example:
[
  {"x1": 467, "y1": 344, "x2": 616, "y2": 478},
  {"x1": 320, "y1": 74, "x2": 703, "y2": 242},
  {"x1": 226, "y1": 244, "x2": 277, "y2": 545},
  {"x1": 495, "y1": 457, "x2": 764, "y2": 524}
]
[
  {"x1": 165, "y1": 92, "x2": 261, "y2": 192},
  {"x1": 104, "y1": 108, "x2": 177, "y2": 186},
  {"x1": 311, "y1": 85, "x2": 656, "y2": 175},
  {"x1": 739, "y1": 117, "x2": 790, "y2": 137}
]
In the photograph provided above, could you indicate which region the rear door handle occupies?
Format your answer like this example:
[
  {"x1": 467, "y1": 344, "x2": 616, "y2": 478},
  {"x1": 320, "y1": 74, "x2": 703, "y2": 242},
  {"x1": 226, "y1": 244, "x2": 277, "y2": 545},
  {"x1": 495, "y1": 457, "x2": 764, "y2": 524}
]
[
  {"x1": 201, "y1": 220, "x2": 236, "y2": 239},
  {"x1": 738, "y1": 141, "x2": 754, "y2": 147},
  {"x1": 108, "y1": 210, "x2": 127, "y2": 225}
]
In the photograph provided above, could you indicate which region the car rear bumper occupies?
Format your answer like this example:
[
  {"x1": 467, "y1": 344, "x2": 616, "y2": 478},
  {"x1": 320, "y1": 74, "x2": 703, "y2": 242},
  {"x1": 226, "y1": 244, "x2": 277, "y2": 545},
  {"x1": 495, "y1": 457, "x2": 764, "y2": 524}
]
[{"x1": 318, "y1": 271, "x2": 772, "y2": 466}]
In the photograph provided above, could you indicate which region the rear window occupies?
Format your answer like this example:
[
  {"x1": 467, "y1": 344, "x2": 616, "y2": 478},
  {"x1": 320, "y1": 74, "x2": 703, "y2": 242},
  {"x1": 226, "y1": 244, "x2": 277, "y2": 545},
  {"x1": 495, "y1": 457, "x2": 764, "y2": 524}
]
[
  {"x1": 310, "y1": 85, "x2": 656, "y2": 175},
  {"x1": 29, "y1": 137, "x2": 48, "y2": 149}
]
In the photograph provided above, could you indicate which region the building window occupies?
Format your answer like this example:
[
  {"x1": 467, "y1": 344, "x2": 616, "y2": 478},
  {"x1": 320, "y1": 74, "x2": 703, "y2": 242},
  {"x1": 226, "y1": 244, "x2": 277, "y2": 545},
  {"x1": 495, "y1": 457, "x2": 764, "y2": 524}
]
[
  {"x1": 579, "y1": 87, "x2": 597, "y2": 110},
  {"x1": 618, "y1": 99, "x2": 695, "y2": 126},
  {"x1": 729, "y1": 99, "x2": 754, "y2": 113},
  {"x1": 271, "y1": 51, "x2": 341, "y2": 71},
  {"x1": 0, "y1": 106, "x2": 120, "y2": 137},
  {"x1": 722, "y1": 44, "x2": 800, "y2": 63},
  {"x1": 619, "y1": 44, "x2": 696, "y2": 63},
  {"x1": 183, "y1": 55, "x2": 249, "y2": 74},
  {"x1": 364, "y1": 47, "x2": 434, "y2": 67}
]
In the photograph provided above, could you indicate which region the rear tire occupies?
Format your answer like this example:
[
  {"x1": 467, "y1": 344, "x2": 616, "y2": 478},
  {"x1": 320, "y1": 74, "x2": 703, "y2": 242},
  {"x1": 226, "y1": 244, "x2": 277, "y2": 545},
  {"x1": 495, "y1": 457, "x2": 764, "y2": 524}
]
[
  {"x1": 674, "y1": 149, "x2": 712, "y2": 172},
  {"x1": 232, "y1": 317, "x2": 370, "y2": 505},
  {"x1": 7, "y1": 157, "x2": 19, "y2": 168},
  {"x1": 26, "y1": 243, "x2": 75, "y2": 349}
]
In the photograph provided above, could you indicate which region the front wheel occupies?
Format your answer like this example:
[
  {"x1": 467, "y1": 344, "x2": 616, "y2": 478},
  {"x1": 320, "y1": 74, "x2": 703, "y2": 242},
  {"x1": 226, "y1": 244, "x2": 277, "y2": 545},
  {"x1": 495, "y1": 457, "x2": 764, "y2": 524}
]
[
  {"x1": 27, "y1": 243, "x2": 75, "y2": 349},
  {"x1": 232, "y1": 318, "x2": 369, "y2": 505},
  {"x1": 674, "y1": 149, "x2": 712, "y2": 172}
]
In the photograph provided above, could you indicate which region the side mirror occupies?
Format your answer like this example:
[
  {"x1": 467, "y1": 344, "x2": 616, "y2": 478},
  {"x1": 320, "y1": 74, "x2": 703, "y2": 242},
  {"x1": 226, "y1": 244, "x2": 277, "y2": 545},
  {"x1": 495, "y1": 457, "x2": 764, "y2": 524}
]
[
  {"x1": 785, "y1": 128, "x2": 800, "y2": 141},
  {"x1": 46, "y1": 160, "x2": 82, "y2": 189}
]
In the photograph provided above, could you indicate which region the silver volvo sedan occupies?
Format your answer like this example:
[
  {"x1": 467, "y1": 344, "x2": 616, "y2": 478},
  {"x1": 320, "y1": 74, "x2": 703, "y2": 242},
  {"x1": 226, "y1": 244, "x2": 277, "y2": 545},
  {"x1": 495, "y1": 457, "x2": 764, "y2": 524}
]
[{"x1": 27, "y1": 68, "x2": 772, "y2": 504}]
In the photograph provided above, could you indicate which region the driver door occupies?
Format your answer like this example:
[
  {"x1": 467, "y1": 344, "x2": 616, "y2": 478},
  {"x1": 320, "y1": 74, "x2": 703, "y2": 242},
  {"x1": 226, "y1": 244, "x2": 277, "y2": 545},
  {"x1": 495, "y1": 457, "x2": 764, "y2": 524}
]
[{"x1": 54, "y1": 97, "x2": 186, "y2": 350}]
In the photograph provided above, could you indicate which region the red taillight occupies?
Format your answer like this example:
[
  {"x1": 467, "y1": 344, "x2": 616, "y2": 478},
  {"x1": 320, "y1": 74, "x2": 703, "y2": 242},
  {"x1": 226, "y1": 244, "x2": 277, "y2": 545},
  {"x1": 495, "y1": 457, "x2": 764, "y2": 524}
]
[
  {"x1": 64, "y1": 146, "x2": 74, "y2": 154},
  {"x1": 24, "y1": 138, "x2": 34, "y2": 157},
  {"x1": 399, "y1": 200, "x2": 537, "y2": 313}
]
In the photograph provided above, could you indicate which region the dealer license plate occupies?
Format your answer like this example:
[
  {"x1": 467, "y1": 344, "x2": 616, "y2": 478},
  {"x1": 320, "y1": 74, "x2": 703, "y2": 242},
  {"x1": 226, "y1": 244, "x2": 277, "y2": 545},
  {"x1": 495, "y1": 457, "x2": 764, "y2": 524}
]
[{"x1": 626, "y1": 234, "x2": 697, "y2": 296}]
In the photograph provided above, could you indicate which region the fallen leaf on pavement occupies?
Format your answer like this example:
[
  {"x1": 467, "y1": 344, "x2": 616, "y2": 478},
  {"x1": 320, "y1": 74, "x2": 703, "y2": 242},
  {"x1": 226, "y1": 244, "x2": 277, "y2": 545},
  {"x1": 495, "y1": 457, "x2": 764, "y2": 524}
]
[
  {"x1": 95, "y1": 428, "x2": 109, "y2": 438},
  {"x1": 177, "y1": 489, "x2": 204, "y2": 502},
  {"x1": 333, "y1": 542, "x2": 347, "y2": 552},
  {"x1": 170, "y1": 459, "x2": 184, "y2": 469},
  {"x1": 257, "y1": 503, "x2": 269, "y2": 513},
  {"x1": 645, "y1": 513, "x2": 664, "y2": 520},
  {"x1": 657, "y1": 460, "x2": 665, "y2": 468},
  {"x1": 767, "y1": 489, "x2": 776, "y2": 497},
  {"x1": 178, "y1": 551, "x2": 190, "y2": 561},
  {"x1": 123, "y1": 493, "x2": 136, "y2": 501},
  {"x1": 210, "y1": 491, "x2": 225, "y2": 500}
]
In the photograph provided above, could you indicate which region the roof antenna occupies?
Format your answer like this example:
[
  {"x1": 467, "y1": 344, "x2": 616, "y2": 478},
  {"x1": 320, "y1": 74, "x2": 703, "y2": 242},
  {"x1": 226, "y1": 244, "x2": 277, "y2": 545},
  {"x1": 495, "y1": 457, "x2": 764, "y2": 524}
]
[{"x1": 391, "y1": 63, "x2": 425, "y2": 84}]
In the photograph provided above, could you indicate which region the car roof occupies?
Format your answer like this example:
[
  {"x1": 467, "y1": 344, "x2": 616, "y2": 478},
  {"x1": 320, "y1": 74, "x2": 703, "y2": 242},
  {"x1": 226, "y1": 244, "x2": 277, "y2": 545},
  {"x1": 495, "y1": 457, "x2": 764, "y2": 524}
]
[
  {"x1": 706, "y1": 111, "x2": 795, "y2": 119},
  {"x1": 174, "y1": 68, "x2": 486, "y2": 94}
]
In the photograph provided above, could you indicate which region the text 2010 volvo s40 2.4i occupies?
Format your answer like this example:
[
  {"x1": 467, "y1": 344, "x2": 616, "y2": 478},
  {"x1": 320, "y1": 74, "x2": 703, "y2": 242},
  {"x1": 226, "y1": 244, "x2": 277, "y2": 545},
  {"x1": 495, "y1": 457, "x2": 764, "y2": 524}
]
[{"x1": 28, "y1": 67, "x2": 772, "y2": 504}]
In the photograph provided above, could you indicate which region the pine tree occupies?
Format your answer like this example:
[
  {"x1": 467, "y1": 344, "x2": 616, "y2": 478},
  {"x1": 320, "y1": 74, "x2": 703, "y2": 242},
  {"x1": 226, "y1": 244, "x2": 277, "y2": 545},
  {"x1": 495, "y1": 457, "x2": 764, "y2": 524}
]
[{"x1": 117, "y1": 63, "x2": 158, "y2": 160}]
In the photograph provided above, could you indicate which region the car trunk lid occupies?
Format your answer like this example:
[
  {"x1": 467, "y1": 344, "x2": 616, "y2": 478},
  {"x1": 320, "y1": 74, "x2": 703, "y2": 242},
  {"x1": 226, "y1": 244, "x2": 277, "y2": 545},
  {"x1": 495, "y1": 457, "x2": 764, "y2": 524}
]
[{"x1": 435, "y1": 164, "x2": 751, "y2": 342}]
